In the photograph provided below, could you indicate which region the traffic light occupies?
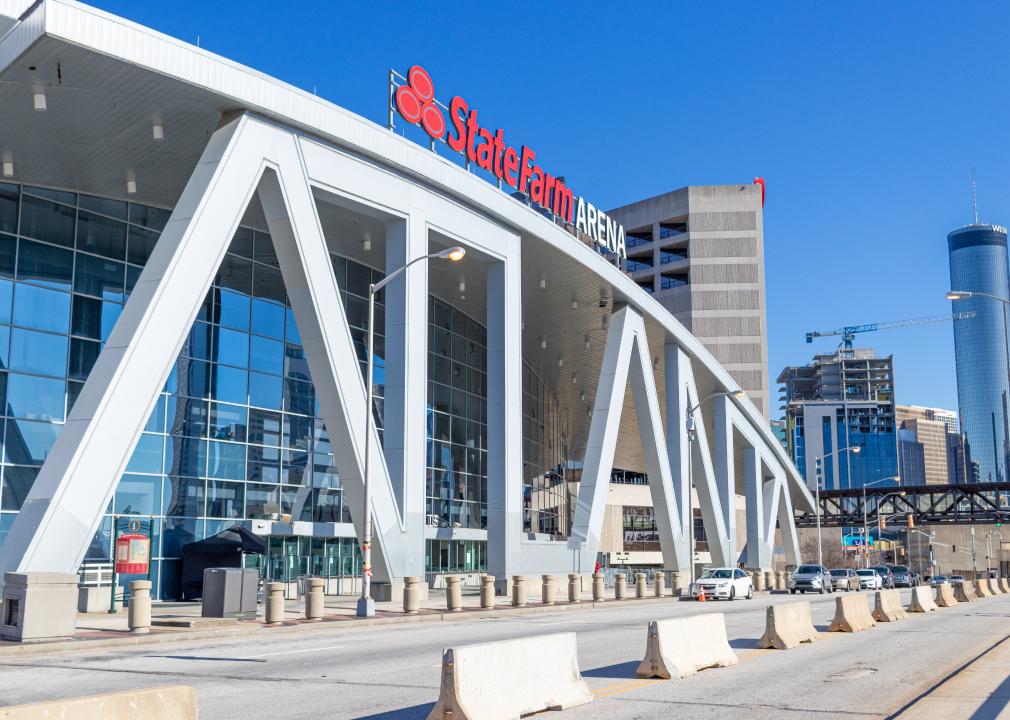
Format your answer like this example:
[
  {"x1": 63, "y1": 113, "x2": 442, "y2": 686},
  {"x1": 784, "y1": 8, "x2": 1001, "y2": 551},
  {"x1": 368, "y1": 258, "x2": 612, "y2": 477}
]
[{"x1": 997, "y1": 515, "x2": 1003, "y2": 528}]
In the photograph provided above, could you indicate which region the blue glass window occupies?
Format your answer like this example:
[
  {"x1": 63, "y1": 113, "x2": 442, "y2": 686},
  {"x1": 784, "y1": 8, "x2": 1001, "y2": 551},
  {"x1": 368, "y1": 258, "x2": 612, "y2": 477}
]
[
  {"x1": 216, "y1": 288, "x2": 250, "y2": 332},
  {"x1": 164, "y1": 436, "x2": 207, "y2": 477},
  {"x1": 127, "y1": 433, "x2": 164, "y2": 474},
  {"x1": 249, "y1": 335, "x2": 283, "y2": 376},
  {"x1": 129, "y1": 204, "x2": 170, "y2": 232},
  {"x1": 74, "y1": 253, "x2": 124, "y2": 301},
  {"x1": 1, "y1": 466, "x2": 39, "y2": 510},
  {"x1": 3, "y1": 419, "x2": 60, "y2": 465},
  {"x1": 0, "y1": 183, "x2": 18, "y2": 235},
  {"x1": 251, "y1": 298, "x2": 285, "y2": 340},
  {"x1": 71, "y1": 294, "x2": 120, "y2": 341},
  {"x1": 127, "y1": 226, "x2": 159, "y2": 266},
  {"x1": 13, "y1": 282, "x2": 71, "y2": 334},
  {"x1": 78, "y1": 195, "x2": 127, "y2": 220},
  {"x1": 249, "y1": 371, "x2": 282, "y2": 410},
  {"x1": 208, "y1": 402, "x2": 247, "y2": 442},
  {"x1": 114, "y1": 474, "x2": 162, "y2": 516},
  {"x1": 17, "y1": 239, "x2": 73, "y2": 291},
  {"x1": 76, "y1": 211, "x2": 126, "y2": 260},
  {"x1": 10, "y1": 328, "x2": 67, "y2": 377},
  {"x1": 163, "y1": 476, "x2": 205, "y2": 517},
  {"x1": 212, "y1": 365, "x2": 247, "y2": 405},
  {"x1": 19, "y1": 195, "x2": 75, "y2": 247},
  {"x1": 68, "y1": 338, "x2": 100, "y2": 380},
  {"x1": 207, "y1": 441, "x2": 245, "y2": 481},
  {"x1": 206, "y1": 480, "x2": 244, "y2": 519},
  {"x1": 214, "y1": 327, "x2": 249, "y2": 369}
]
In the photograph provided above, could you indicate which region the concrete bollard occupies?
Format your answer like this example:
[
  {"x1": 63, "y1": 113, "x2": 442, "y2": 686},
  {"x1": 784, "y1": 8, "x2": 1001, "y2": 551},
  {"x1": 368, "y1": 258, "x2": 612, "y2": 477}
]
[
  {"x1": 542, "y1": 575, "x2": 556, "y2": 605},
  {"x1": 764, "y1": 571, "x2": 775, "y2": 591},
  {"x1": 480, "y1": 575, "x2": 495, "y2": 609},
  {"x1": 305, "y1": 577, "x2": 325, "y2": 621},
  {"x1": 673, "y1": 571, "x2": 690, "y2": 596},
  {"x1": 568, "y1": 574, "x2": 581, "y2": 603},
  {"x1": 512, "y1": 575, "x2": 527, "y2": 607},
  {"x1": 654, "y1": 573, "x2": 665, "y2": 597},
  {"x1": 636, "y1": 573, "x2": 647, "y2": 599},
  {"x1": 403, "y1": 576, "x2": 421, "y2": 614},
  {"x1": 776, "y1": 571, "x2": 787, "y2": 591},
  {"x1": 127, "y1": 580, "x2": 151, "y2": 634},
  {"x1": 615, "y1": 573, "x2": 627, "y2": 600},
  {"x1": 751, "y1": 570, "x2": 764, "y2": 592},
  {"x1": 592, "y1": 573, "x2": 605, "y2": 601},
  {"x1": 264, "y1": 582, "x2": 284, "y2": 625},
  {"x1": 446, "y1": 575, "x2": 462, "y2": 612}
]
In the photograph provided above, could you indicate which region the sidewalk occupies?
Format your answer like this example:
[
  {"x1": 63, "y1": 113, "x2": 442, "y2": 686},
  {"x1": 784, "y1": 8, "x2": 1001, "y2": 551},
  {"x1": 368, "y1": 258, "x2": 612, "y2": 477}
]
[
  {"x1": 0, "y1": 587, "x2": 690, "y2": 659},
  {"x1": 891, "y1": 635, "x2": 1010, "y2": 718}
]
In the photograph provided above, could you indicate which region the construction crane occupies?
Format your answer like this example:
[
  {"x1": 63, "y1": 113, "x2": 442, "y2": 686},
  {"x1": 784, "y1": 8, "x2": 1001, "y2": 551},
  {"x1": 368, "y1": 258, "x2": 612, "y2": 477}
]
[{"x1": 806, "y1": 312, "x2": 976, "y2": 350}]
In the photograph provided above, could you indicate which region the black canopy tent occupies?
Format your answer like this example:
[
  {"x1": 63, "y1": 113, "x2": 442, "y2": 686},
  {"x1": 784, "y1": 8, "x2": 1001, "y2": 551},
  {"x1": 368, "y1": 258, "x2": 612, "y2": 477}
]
[{"x1": 180, "y1": 525, "x2": 266, "y2": 600}]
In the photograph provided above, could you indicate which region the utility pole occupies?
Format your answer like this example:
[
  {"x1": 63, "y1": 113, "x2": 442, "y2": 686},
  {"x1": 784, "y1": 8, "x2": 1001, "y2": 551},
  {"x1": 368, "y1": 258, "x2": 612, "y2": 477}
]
[{"x1": 971, "y1": 525, "x2": 978, "y2": 578}]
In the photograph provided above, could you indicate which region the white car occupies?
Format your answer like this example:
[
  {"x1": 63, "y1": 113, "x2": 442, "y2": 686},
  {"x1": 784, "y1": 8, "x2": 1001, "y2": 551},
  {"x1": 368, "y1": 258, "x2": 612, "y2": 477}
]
[
  {"x1": 690, "y1": 567, "x2": 753, "y2": 601},
  {"x1": 855, "y1": 569, "x2": 883, "y2": 590}
]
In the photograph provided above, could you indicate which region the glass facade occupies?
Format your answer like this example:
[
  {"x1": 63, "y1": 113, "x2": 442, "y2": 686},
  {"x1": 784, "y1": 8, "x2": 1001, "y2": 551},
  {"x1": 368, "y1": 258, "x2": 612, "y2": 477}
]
[
  {"x1": 0, "y1": 183, "x2": 575, "y2": 598},
  {"x1": 948, "y1": 224, "x2": 1010, "y2": 483}
]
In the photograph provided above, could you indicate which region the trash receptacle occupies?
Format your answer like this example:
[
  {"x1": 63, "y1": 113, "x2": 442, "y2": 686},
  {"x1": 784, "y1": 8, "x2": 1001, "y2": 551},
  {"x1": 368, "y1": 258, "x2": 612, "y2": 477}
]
[{"x1": 202, "y1": 568, "x2": 258, "y2": 619}]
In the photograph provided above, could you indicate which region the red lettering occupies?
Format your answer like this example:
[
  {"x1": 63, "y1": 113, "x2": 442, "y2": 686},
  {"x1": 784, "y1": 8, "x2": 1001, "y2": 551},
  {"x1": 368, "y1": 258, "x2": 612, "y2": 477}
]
[
  {"x1": 530, "y1": 166, "x2": 545, "y2": 204},
  {"x1": 518, "y1": 146, "x2": 537, "y2": 194},
  {"x1": 492, "y1": 129, "x2": 505, "y2": 180},
  {"x1": 475, "y1": 128, "x2": 494, "y2": 171},
  {"x1": 543, "y1": 174, "x2": 556, "y2": 210},
  {"x1": 465, "y1": 110, "x2": 480, "y2": 162},
  {"x1": 503, "y1": 147, "x2": 519, "y2": 187},
  {"x1": 554, "y1": 180, "x2": 574, "y2": 223},
  {"x1": 446, "y1": 96, "x2": 468, "y2": 153}
]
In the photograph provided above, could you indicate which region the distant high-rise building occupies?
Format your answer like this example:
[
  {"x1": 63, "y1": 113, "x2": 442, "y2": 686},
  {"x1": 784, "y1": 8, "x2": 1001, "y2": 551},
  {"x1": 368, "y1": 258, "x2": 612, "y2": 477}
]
[
  {"x1": 948, "y1": 223, "x2": 1010, "y2": 483},
  {"x1": 777, "y1": 348, "x2": 898, "y2": 490},
  {"x1": 895, "y1": 406, "x2": 958, "y2": 486},
  {"x1": 608, "y1": 184, "x2": 769, "y2": 416},
  {"x1": 946, "y1": 432, "x2": 972, "y2": 484}
]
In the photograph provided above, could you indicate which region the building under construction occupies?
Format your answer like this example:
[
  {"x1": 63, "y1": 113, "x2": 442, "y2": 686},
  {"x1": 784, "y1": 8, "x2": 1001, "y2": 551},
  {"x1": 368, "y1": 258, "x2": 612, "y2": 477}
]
[{"x1": 778, "y1": 348, "x2": 898, "y2": 491}]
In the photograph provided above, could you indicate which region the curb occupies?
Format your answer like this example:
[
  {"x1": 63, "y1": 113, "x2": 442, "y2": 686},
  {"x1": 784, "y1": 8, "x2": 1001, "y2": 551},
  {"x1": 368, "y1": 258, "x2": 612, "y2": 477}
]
[{"x1": 0, "y1": 591, "x2": 739, "y2": 660}]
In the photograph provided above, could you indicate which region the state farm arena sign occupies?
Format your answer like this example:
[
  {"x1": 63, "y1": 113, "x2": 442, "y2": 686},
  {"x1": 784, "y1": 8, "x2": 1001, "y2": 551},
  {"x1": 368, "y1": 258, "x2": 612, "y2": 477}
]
[{"x1": 390, "y1": 65, "x2": 627, "y2": 259}]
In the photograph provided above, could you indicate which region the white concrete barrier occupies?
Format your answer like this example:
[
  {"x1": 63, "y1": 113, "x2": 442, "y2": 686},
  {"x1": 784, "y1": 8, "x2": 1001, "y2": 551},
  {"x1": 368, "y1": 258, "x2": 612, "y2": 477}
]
[
  {"x1": 757, "y1": 601, "x2": 818, "y2": 649},
  {"x1": 1001, "y1": 578, "x2": 1010, "y2": 594},
  {"x1": 0, "y1": 685, "x2": 196, "y2": 719},
  {"x1": 828, "y1": 594, "x2": 876, "y2": 632},
  {"x1": 427, "y1": 632, "x2": 592, "y2": 720},
  {"x1": 955, "y1": 581, "x2": 977, "y2": 603},
  {"x1": 636, "y1": 613, "x2": 738, "y2": 679},
  {"x1": 935, "y1": 581, "x2": 958, "y2": 608},
  {"x1": 988, "y1": 578, "x2": 1002, "y2": 595},
  {"x1": 873, "y1": 589, "x2": 908, "y2": 622},
  {"x1": 974, "y1": 579, "x2": 992, "y2": 598},
  {"x1": 907, "y1": 585, "x2": 937, "y2": 613}
]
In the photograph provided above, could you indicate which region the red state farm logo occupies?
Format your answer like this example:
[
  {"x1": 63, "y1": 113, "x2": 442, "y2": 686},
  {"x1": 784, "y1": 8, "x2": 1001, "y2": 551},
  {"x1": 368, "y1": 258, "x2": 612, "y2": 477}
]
[{"x1": 395, "y1": 65, "x2": 445, "y2": 140}]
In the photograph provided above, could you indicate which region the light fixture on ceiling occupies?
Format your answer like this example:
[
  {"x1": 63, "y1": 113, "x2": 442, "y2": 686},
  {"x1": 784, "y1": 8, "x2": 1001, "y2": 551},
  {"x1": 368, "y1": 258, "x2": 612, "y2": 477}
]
[
  {"x1": 362, "y1": 235, "x2": 372, "y2": 252},
  {"x1": 458, "y1": 280, "x2": 466, "y2": 293},
  {"x1": 539, "y1": 278, "x2": 546, "y2": 290},
  {"x1": 32, "y1": 85, "x2": 46, "y2": 112},
  {"x1": 126, "y1": 172, "x2": 137, "y2": 195},
  {"x1": 152, "y1": 123, "x2": 165, "y2": 141},
  {"x1": 2, "y1": 154, "x2": 12, "y2": 178},
  {"x1": 584, "y1": 337, "x2": 590, "y2": 350},
  {"x1": 571, "y1": 299, "x2": 578, "y2": 309},
  {"x1": 540, "y1": 337, "x2": 547, "y2": 350},
  {"x1": 571, "y1": 372, "x2": 577, "y2": 384},
  {"x1": 557, "y1": 357, "x2": 564, "y2": 367}
]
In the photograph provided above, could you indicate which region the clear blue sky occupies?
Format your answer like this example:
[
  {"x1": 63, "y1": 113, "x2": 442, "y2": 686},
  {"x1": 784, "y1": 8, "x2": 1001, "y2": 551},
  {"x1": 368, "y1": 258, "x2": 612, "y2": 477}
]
[{"x1": 95, "y1": 0, "x2": 1010, "y2": 415}]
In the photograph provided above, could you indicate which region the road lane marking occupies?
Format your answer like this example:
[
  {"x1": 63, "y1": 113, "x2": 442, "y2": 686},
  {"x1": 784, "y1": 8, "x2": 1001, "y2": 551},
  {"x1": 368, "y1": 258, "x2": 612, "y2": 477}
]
[
  {"x1": 238, "y1": 644, "x2": 345, "y2": 659},
  {"x1": 592, "y1": 678, "x2": 662, "y2": 699}
]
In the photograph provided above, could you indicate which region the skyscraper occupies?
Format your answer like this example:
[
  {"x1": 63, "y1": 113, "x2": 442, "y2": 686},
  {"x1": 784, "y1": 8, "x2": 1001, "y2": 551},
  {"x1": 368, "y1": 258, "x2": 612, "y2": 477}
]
[{"x1": 947, "y1": 223, "x2": 1010, "y2": 483}]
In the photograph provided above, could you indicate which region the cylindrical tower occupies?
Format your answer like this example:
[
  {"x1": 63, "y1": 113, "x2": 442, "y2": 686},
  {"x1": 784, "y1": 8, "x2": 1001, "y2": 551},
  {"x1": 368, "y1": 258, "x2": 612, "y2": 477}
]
[{"x1": 948, "y1": 223, "x2": 1010, "y2": 483}]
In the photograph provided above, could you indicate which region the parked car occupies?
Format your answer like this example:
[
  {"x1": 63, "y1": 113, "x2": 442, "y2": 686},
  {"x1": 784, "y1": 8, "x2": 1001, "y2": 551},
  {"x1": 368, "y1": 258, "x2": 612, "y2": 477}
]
[
  {"x1": 829, "y1": 568, "x2": 860, "y2": 591},
  {"x1": 889, "y1": 565, "x2": 913, "y2": 588},
  {"x1": 689, "y1": 567, "x2": 753, "y2": 601},
  {"x1": 856, "y1": 568, "x2": 883, "y2": 590},
  {"x1": 870, "y1": 565, "x2": 895, "y2": 588},
  {"x1": 949, "y1": 575, "x2": 966, "y2": 585},
  {"x1": 930, "y1": 575, "x2": 949, "y2": 587},
  {"x1": 789, "y1": 564, "x2": 834, "y2": 594}
]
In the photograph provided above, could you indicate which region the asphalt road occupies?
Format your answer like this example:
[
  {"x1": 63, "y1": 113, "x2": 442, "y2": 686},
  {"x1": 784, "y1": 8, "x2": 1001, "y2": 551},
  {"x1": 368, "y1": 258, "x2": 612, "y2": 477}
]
[{"x1": 1, "y1": 589, "x2": 1008, "y2": 719}]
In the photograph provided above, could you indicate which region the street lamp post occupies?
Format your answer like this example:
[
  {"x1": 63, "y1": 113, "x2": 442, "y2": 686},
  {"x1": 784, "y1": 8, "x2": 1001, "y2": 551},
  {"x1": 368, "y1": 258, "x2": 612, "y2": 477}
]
[
  {"x1": 685, "y1": 388, "x2": 745, "y2": 585},
  {"x1": 862, "y1": 476, "x2": 901, "y2": 568},
  {"x1": 814, "y1": 446, "x2": 861, "y2": 569},
  {"x1": 357, "y1": 245, "x2": 465, "y2": 618}
]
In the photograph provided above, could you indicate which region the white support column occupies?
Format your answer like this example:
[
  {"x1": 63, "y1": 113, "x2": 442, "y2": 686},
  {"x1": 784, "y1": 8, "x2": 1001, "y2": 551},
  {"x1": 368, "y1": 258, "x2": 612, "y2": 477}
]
[
  {"x1": 712, "y1": 394, "x2": 738, "y2": 565},
  {"x1": 776, "y1": 468, "x2": 802, "y2": 565},
  {"x1": 380, "y1": 214, "x2": 428, "y2": 578},
  {"x1": 664, "y1": 343, "x2": 692, "y2": 557},
  {"x1": 0, "y1": 115, "x2": 264, "y2": 585},
  {"x1": 486, "y1": 259, "x2": 523, "y2": 583},
  {"x1": 743, "y1": 448, "x2": 771, "y2": 569}
]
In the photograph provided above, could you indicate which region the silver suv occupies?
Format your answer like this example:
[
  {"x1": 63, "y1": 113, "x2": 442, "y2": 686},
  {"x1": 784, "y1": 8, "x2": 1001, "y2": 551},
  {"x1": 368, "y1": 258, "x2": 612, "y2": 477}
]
[{"x1": 789, "y1": 564, "x2": 834, "y2": 594}]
